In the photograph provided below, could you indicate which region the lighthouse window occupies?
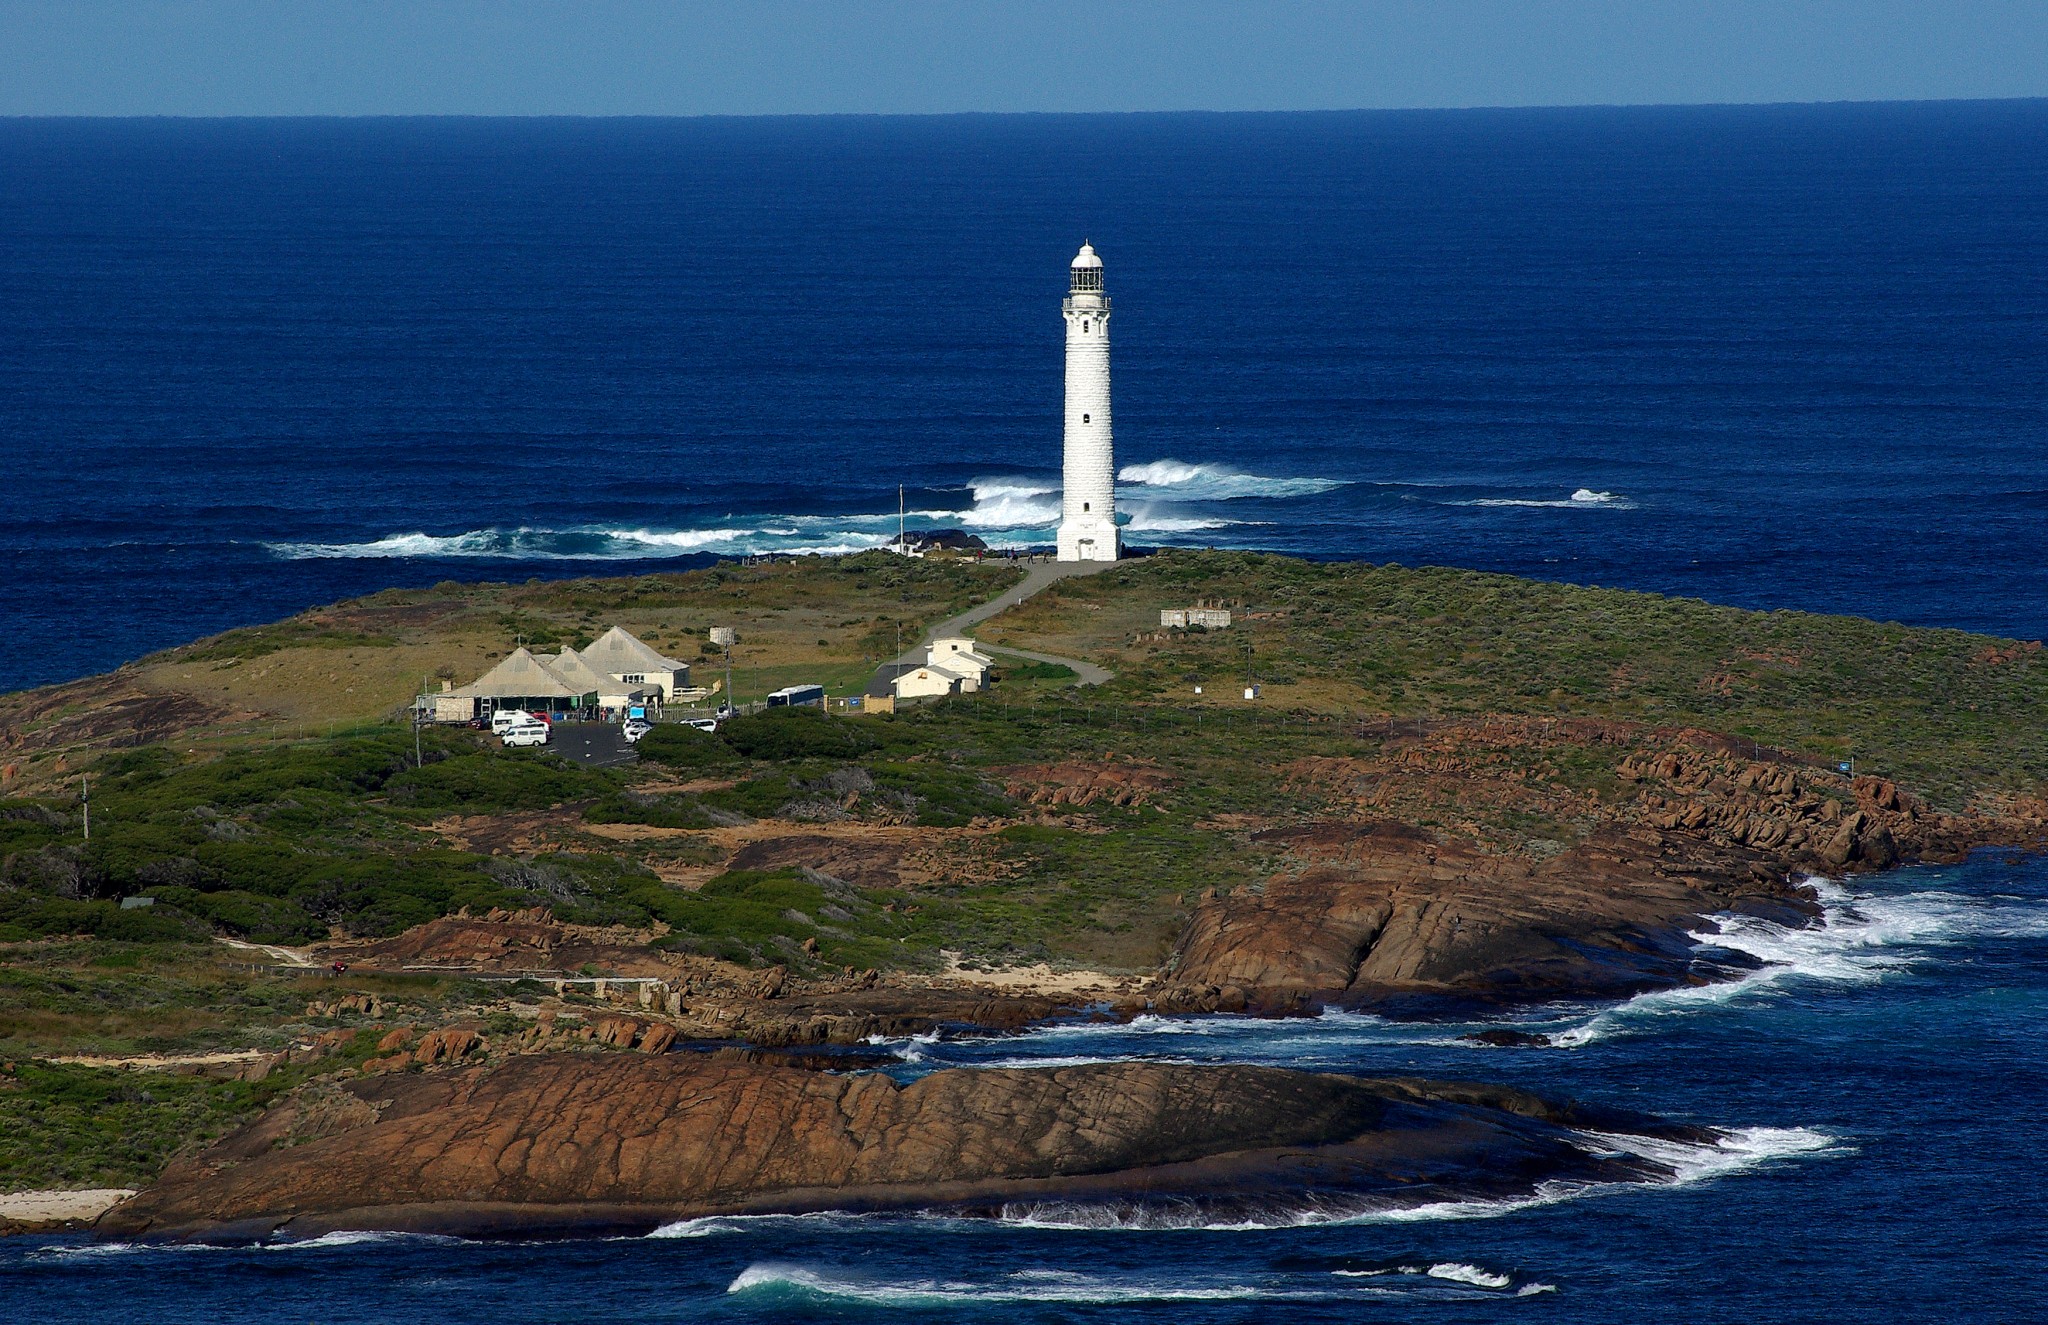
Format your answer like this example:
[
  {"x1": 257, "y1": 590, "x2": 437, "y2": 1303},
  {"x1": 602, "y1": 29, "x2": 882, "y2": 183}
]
[
  {"x1": 1083, "y1": 502, "x2": 1090, "y2": 511},
  {"x1": 1082, "y1": 413, "x2": 1090, "y2": 423}
]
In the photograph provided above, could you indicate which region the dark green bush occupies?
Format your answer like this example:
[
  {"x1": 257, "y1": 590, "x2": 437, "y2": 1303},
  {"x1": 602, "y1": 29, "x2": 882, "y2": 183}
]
[
  {"x1": 636, "y1": 723, "x2": 740, "y2": 770},
  {"x1": 0, "y1": 895, "x2": 210, "y2": 944},
  {"x1": 719, "y1": 710, "x2": 881, "y2": 761}
]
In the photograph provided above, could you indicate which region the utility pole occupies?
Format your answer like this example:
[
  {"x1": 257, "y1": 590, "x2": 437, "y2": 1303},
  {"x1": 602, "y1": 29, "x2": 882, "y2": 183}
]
[
  {"x1": 710, "y1": 627, "x2": 737, "y2": 717},
  {"x1": 415, "y1": 674, "x2": 427, "y2": 768},
  {"x1": 80, "y1": 775, "x2": 89, "y2": 842}
]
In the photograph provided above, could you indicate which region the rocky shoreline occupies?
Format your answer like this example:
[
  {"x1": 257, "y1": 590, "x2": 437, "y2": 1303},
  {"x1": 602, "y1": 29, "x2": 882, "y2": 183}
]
[
  {"x1": 96, "y1": 1056, "x2": 1715, "y2": 1243},
  {"x1": 1156, "y1": 731, "x2": 2048, "y2": 1017}
]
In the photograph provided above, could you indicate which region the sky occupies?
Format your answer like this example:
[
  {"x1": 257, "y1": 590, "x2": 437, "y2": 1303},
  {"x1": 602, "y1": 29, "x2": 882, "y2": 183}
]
[{"x1": 2, "y1": 0, "x2": 2046, "y2": 117}]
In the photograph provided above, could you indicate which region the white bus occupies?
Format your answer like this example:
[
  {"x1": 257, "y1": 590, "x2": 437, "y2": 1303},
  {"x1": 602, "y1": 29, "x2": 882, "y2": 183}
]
[{"x1": 765, "y1": 684, "x2": 826, "y2": 709}]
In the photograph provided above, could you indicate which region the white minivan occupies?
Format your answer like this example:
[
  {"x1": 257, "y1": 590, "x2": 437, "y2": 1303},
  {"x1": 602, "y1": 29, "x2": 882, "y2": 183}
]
[
  {"x1": 501, "y1": 720, "x2": 550, "y2": 748},
  {"x1": 490, "y1": 708, "x2": 536, "y2": 736}
]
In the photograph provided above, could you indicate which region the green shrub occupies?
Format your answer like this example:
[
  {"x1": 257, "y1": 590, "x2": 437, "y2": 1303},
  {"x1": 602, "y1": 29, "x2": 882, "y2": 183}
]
[
  {"x1": 0, "y1": 895, "x2": 210, "y2": 944},
  {"x1": 719, "y1": 710, "x2": 881, "y2": 761},
  {"x1": 636, "y1": 723, "x2": 740, "y2": 770},
  {"x1": 584, "y1": 791, "x2": 716, "y2": 830}
]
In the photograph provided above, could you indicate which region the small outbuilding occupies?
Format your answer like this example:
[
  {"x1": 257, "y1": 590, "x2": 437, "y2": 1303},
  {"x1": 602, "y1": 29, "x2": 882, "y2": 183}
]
[
  {"x1": 927, "y1": 637, "x2": 994, "y2": 691},
  {"x1": 1161, "y1": 607, "x2": 1232, "y2": 629},
  {"x1": 892, "y1": 663, "x2": 971, "y2": 701}
]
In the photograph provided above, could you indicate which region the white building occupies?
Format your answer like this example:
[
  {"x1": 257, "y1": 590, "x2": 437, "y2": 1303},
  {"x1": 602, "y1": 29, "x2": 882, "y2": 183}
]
[
  {"x1": 892, "y1": 663, "x2": 972, "y2": 700},
  {"x1": 1057, "y1": 242, "x2": 1119, "y2": 563},
  {"x1": 928, "y1": 637, "x2": 994, "y2": 690}
]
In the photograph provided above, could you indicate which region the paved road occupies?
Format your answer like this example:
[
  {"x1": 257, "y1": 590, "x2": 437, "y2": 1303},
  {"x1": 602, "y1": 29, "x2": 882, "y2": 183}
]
[
  {"x1": 876, "y1": 557, "x2": 1117, "y2": 689},
  {"x1": 545, "y1": 722, "x2": 638, "y2": 767}
]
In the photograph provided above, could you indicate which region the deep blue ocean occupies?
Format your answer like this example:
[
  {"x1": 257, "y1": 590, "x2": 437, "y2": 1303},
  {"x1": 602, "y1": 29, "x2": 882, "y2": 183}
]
[{"x1": 4, "y1": 104, "x2": 2048, "y2": 1321}]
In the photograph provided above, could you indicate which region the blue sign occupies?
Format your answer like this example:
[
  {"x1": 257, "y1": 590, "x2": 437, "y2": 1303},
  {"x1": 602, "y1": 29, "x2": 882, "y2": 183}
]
[
  {"x1": 629, "y1": 706, "x2": 646, "y2": 719},
  {"x1": 1837, "y1": 761, "x2": 1852, "y2": 773}
]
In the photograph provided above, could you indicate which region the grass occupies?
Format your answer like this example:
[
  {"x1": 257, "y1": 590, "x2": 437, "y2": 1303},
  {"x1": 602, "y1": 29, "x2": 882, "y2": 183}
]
[{"x1": 983, "y1": 551, "x2": 2048, "y2": 808}]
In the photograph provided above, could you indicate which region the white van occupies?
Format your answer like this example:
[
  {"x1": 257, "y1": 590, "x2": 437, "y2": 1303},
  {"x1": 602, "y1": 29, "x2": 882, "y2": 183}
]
[
  {"x1": 501, "y1": 721, "x2": 550, "y2": 748},
  {"x1": 490, "y1": 709, "x2": 536, "y2": 735}
]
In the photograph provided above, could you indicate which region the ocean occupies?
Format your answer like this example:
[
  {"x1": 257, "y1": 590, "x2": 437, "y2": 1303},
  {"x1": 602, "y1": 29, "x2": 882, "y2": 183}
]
[
  {"x1": 3, "y1": 103, "x2": 2048, "y2": 1321},
  {"x1": 3, "y1": 104, "x2": 2046, "y2": 694}
]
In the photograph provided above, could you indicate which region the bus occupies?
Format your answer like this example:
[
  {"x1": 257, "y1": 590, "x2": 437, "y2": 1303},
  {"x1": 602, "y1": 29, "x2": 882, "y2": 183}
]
[{"x1": 765, "y1": 684, "x2": 826, "y2": 709}]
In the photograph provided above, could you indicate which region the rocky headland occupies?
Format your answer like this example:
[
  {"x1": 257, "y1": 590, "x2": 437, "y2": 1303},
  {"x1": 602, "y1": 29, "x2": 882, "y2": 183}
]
[
  {"x1": 97, "y1": 1054, "x2": 1711, "y2": 1242},
  {"x1": 1158, "y1": 720, "x2": 2048, "y2": 1015}
]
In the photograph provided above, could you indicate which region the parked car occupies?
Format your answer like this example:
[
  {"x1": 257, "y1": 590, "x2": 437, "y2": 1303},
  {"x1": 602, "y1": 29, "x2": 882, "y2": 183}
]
[
  {"x1": 681, "y1": 715, "x2": 720, "y2": 733},
  {"x1": 501, "y1": 721, "x2": 550, "y2": 748},
  {"x1": 490, "y1": 709, "x2": 536, "y2": 735},
  {"x1": 621, "y1": 719, "x2": 653, "y2": 743}
]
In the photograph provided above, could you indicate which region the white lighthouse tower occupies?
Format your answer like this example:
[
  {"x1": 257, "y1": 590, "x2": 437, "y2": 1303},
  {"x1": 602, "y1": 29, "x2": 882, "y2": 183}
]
[{"x1": 1057, "y1": 242, "x2": 1119, "y2": 563}]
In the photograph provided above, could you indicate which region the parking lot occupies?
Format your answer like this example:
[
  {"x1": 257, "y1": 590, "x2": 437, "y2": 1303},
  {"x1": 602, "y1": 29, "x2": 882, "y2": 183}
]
[{"x1": 542, "y1": 721, "x2": 638, "y2": 768}]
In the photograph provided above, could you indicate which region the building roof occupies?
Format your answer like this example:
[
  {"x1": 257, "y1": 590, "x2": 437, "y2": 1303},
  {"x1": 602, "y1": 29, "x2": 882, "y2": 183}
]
[
  {"x1": 447, "y1": 647, "x2": 585, "y2": 700},
  {"x1": 1071, "y1": 241, "x2": 1102, "y2": 269},
  {"x1": 544, "y1": 649, "x2": 620, "y2": 696},
  {"x1": 578, "y1": 626, "x2": 688, "y2": 678}
]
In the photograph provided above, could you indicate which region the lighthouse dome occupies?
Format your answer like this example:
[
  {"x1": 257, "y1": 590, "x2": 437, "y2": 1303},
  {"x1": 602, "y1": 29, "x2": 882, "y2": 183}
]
[{"x1": 1070, "y1": 242, "x2": 1103, "y2": 269}]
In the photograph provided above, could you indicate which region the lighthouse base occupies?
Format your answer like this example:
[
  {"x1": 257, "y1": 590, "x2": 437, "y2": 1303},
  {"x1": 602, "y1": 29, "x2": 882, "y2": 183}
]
[{"x1": 1056, "y1": 519, "x2": 1121, "y2": 564}]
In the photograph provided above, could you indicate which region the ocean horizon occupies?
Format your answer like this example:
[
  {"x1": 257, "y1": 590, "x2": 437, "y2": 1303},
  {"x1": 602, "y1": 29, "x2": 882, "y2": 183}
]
[{"x1": 4, "y1": 101, "x2": 2046, "y2": 694}]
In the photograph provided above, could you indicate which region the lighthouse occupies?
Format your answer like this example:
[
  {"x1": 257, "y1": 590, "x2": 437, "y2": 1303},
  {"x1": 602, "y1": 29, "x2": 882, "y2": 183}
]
[{"x1": 1057, "y1": 242, "x2": 1119, "y2": 563}]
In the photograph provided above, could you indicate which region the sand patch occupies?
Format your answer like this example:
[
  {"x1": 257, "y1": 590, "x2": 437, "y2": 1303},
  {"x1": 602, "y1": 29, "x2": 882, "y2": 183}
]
[{"x1": 0, "y1": 1189, "x2": 136, "y2": 1224}]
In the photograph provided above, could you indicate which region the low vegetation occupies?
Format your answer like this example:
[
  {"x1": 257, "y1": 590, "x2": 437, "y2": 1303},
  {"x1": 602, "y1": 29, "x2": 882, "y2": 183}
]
[
  {"x1": 985, "y1": 551, "x2": 2048, "y2": 807},
  {"x1": 3, "y1": 550, "x2": 2044, "y2": 1190}
]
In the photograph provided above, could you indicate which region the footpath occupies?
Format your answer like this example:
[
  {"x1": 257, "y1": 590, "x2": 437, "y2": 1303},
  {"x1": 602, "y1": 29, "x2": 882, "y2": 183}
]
[{"x1": 873, "y1": 557, "x2": 1116, "y2": 692}]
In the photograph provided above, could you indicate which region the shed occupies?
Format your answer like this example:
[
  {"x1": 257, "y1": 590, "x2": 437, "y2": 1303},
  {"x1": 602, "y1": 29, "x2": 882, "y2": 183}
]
[{"x1": 892, "y1": 663, "x2": 970, "y2": 700}]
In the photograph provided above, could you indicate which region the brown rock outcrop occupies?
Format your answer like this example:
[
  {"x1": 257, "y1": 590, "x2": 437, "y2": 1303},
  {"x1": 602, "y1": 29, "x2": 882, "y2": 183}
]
[
  {"x1": 97, "y1": 1055, "x2": 1706, "y2": 1242},
  {"x1": 1164, "y1": 820, "x2": 1811, "y2": 1011},
  {"x1": 1002, "y1": 758, "x2": 1176, "y2": 808},
  {"x1": 1166, "y1": 720, "x2": 2048, "y2": 1013}
]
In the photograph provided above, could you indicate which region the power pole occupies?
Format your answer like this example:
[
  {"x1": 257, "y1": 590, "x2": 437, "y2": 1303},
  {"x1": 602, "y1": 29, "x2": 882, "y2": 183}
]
[
  {"x1": 80, "y1": 775, "x2": 89, "y2": 842},
  {"x1": 710, "y1": 628, "x2": 737, "y2": 717}
]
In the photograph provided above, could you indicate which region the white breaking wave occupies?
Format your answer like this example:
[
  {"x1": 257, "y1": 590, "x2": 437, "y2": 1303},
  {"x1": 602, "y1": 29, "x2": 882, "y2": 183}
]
[
  {"x1": 1553, "y1": 877, "x2": 2048, "y2": 1047},
  {"x1": 649, "y1": 1211, "x2": 884, "y2": 1239},
  {"x1": 1427, "y1": 1262, "x2": 1514, "y2": 1288},
  {"x1": 265, "y1": 523, "x2": 889, "y2": 561},
  {"x1": 1586, "y1": 1125, "x2": 1843, "y2": 1185},
  {"x1": 1120, "y1": 510, "x2": 1235, "y2": 533},
  {"x1": 29, "y1": 1229, "x2": 472, "y2": 1262},
  {"x1": 728, "y1": 1263, "x2": 1277, "y2": 1304},
  {"x1": 725, "y1": 1260, "x2": 1535, "y2": 1304},
  {"x1": 1456, "y1": 487, "x2": 1637, "y2": 509},
  {"x1": 962, "y1": 479, "x2": 1062, "y2": 529},
  {"x1": 261, "y1": 460, "x2": 1348, "y2": 563},
  {"x1": 1119, "y1": 459, "x2": 1348, "y2": 500}
]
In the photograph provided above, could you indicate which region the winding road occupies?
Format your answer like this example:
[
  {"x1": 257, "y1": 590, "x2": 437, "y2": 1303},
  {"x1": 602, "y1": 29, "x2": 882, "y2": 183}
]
[{"x1": 875, "y1": 557, "x2": 1116, "y2": 690}]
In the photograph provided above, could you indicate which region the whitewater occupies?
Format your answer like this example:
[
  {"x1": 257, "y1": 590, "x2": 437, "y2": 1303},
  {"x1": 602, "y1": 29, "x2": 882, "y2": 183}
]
[{"x1": 261, "y1": 461, "x2": 1347, "y2": 561}]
